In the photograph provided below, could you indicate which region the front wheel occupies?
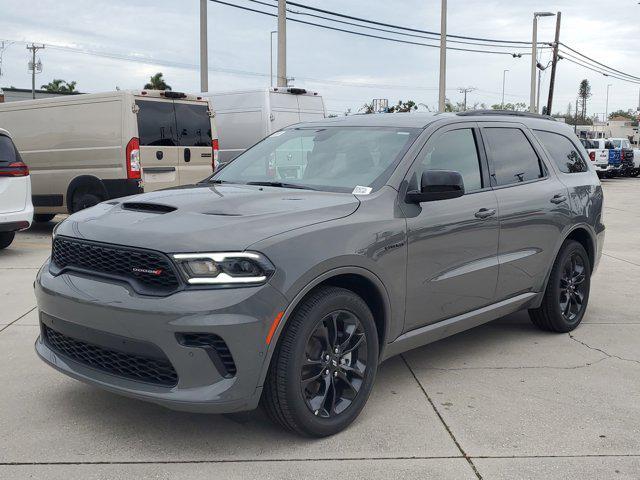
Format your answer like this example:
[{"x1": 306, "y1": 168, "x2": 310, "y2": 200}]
[
  {"x1": 529, "y1": 240, "x2": 591, "y2": 333},
  {"x1": 262, "y1": 286, "x2": 379, "y2": 437}
]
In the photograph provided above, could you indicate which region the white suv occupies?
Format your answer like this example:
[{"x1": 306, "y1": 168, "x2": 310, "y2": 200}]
[{"x1": 0, "y1": 128, "x2": 33, "y2": 249}]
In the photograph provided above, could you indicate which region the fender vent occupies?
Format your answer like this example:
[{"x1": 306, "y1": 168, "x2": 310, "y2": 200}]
[{"x1": 122, "y1": 202, "x2": 176, "y2": 213}]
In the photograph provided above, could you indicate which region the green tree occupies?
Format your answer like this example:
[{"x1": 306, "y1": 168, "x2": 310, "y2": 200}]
[
  {"x1": 41, "y1": 79, "x2": 78, "y2": 93},
  {"x1": 359, "y1": 102, "x2": 375, "y2": 114},
  {"x1": 608, "y1": 110, "x2": 634, "y2": 120},
  {"x1": 144, "y1": 72, "x2": 171, "y2": 91},
  {"x1": 491, "y1": 102, "x2": 528, "y2": 112},
  {"x1": 388, "y1": 100, "x2": 417, "y2": 113},
  {"x1": 578, "y1": 79, "x2": 591, "y2": 119}
]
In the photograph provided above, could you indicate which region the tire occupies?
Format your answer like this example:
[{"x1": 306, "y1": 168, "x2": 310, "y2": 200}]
[
  {"x1": 70, "y1": 191, "x2": 102, "y2": 213},
  {"x1": 630, "y1": 169, "x2": 640, "y2": 177},
  {"x1": 529, "y1": 240, "x2": 591, "y2": 333},
  {"x1": 0, "y1": 231, "x2": 15, "y2": 250},
  {"x1": 262, "y1": 286, "x2": 379, "y2": 437},
  {"x1": 33, "y1": 214, "x2": 56, "y2": 223}
]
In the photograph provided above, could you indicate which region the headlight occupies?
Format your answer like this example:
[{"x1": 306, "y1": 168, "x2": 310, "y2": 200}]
[{"x1": 172, "y1": 252, "x2": 275, "y2": 285}]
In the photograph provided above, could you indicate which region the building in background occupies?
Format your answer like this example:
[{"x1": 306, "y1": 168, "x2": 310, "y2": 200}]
[{"x1": 0, "y1": 87, "x2": 83, "y2": 103}]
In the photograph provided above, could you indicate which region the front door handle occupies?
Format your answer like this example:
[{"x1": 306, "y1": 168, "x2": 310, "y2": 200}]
[
  {"x1": 475, "y1": 208, "x2": 496, "y2": 219},
  {"x1": 550, "y1": 194, "x2": 567, "y2": 204}
]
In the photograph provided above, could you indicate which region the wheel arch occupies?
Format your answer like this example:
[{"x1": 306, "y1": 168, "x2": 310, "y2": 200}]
[
  {"x1": 257, "y1": 266, "x2": 392, "y2": 388},
  {"x1": 66, "y1": 175, "x2": 109, "y2": 212}
]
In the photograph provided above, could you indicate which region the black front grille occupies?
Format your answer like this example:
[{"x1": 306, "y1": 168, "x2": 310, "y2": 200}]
[
  {"x1": 43, "y1": 324, "x2": 178, "y2": 387},
  {"x1": 51, "y1": 236, "x2": 181, "y2": 295},
  {"x1": 176, "y1": 333, "x2": 237, "y2": 377}
]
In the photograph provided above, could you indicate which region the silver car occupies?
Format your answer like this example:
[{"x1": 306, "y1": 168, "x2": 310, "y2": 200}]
[{"x1": 35, "y1": 111, "x2": 604, "y2": 437}]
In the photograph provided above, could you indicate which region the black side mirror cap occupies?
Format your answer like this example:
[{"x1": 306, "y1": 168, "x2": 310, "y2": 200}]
[{"x1": 406, "y1": 170, "x2": 465, "y2": 203}]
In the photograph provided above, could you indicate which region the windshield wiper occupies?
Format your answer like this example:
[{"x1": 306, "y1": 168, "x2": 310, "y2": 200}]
[{"x1": 245, "y1": 181, "x2": 316, "y2": 190}]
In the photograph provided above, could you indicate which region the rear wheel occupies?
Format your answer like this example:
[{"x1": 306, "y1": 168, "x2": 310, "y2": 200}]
[
  {"x1": 33, "y1": 214, "x2": 56, "y2": 223},
  {"x1": 262, "y1": 286, "x2": 378, "y2": 437},
  {"x1": 630, "y1": 169, "x2": 640, "y2": 177},
  {"x1": 70, "y1": 191, "x2": 102, "y2": 213},
  {"x1": 529, "y1": 240, "x2": 591, "y2": 333},
  {"x1": 0, "y1": 231, "x2": 15, "y2": 249}
]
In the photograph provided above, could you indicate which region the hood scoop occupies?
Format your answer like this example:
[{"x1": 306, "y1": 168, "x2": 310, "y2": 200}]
[{"x1": 121, "y1": 202, "x2": 177, "y2": 214}]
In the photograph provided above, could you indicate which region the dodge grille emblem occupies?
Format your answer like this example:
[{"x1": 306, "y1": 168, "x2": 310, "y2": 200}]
[{"x1": 132, "y1": 267, "x2": 163, "y2": 276}]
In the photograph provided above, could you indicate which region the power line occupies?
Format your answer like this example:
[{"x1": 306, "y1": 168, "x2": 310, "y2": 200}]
[
  {"x1": 558, "y1": 48, "x2": 640, "y2": 83},
  {"x1": 559, "y1": 54, "x2": 640, "y2": 85},
  {"x1": 560, "y1": 42, "x2": 640, "y2": 82},
  {"x1": 271, "y1": 0, "x2": 534, "y2": 45},
  {"x1": 246, "y1": 0, "x2": 537, "y2": 50},
  {"x1": 209, "y1": 0, "x2": 533, "y2": 56}
]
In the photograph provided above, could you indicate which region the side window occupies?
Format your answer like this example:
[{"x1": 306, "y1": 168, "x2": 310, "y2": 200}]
[
  {"x1": 534, "y1": 130, "x2": 588, "y2": 173},
  {"x1": 420, "y1": 128, "x2": 483, "y2": 192},
  {"x1": 483, "y1": 128, "x2": 544, "y2": 186}
]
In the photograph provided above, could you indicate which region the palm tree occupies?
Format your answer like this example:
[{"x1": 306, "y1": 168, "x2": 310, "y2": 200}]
[
  {"x1": 144, "y1": 72, "x2": 171, "y2": 91},
  {"x1": 41, "y1": 79, "x2": 77, "y2": 93},
  {"x1": 578, "y1": 79, "x2": 591, "y2": 119}
]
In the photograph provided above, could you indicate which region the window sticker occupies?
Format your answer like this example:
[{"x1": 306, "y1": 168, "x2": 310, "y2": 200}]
[{"x1": 352, "y1": 185, "x2": 373, "y2": 195}]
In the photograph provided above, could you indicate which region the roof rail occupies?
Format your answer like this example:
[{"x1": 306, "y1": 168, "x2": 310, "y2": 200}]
[{"x1": 456, "y1": 110, "x2": 557, "y2": 121}]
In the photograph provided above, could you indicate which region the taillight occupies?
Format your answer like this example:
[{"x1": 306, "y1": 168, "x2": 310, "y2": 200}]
[
  {"x1": 212, "y1": 139, "x2": 219, "y2": 171},
  {"x1": 589, "y1": 151, "x2": 596, "y2": 162},
  {"x1": 0, "y1": 161, "x2": 29, "y2": 177},
  {"x1": 126, "y1": 137, "x2": 141, "y2": 179}
]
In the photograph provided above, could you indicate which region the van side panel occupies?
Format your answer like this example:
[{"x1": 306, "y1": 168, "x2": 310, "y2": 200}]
[{"x1": 0, "y1": 99, "x2": 125, "y2": 213}]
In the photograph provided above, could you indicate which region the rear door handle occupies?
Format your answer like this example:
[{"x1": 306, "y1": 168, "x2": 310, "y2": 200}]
[
  {"x1": 550, "y1": 194, "x2": 567, "y2": 204},
  {"x1": 184, "y1": 148, "x2": 191, "y2": 163},
  {"x1": 474, "y1": 208, "x2": 496, "y2": 219}
]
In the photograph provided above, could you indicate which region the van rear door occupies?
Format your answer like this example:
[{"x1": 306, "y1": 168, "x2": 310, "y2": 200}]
[
  {"x1": 135, "y1": 98, "x2": 180, "y2": 191},
  {"x1": 174, "y1": 101, "x2": 213, "y2": 185}
]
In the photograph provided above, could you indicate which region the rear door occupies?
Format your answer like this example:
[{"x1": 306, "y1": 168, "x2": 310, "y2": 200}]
[
  {"x1": 269, "y1": 92, "x2": 302, "y2": 133},
  {"x1": 480, "y1": 123, "x2": 571, "y2": 301},
  {"x1": 174, "y1": 100, "x2": 214, "y2": 185},
  {"x1": 135, "y1": 98, "x2": 180, "y2": 191}
]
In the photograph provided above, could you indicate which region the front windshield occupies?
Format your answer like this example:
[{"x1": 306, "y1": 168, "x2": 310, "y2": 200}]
[{"x1": 212, "y1": 126, "x2": 421, "y2": 193}]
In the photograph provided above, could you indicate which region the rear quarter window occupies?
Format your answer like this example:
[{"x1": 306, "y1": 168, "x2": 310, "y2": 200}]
[
  {"x1": 534, "y1": 130, "x2": 588, "y2": 173},
  {"x1": 0, "y1": 135, "x2": 20, "y2": 165}
]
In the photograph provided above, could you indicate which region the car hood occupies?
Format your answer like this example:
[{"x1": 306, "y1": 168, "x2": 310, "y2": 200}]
[{"x1": 56, "y1": 184, "x2": 360, "y2": 253}]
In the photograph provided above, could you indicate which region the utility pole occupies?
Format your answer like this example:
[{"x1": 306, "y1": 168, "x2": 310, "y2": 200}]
[
  {"x1": 438, "y1": 0, "x2": 447, "y2": 112},
  {"x1": 199, "y1": 0, "x2": 208, "y2": 92},
  {"x1": 530, "y1": 12, "x2": 554, "y2": 113},
  {"x1": 277, "y1": 0, "x2": 287, "y2": 87},
  {"x1": 605, "y1": 83, "x2": 612, "y2": 131},
  {"x1": 546, "y1": 11, "x2": 561, "y2": 115},
  {"x1": 270, "y1": 30, "x2": 277, "y2": 87},
  {"x1": 501, "y1": 69, "x2": 509, "y2": 108},
  {"x1": 458, "y1": 87, "x2": 475, "y2": 111},
  {"x1": 26, "y1": 44, "x2": 45, "y2": 99}
]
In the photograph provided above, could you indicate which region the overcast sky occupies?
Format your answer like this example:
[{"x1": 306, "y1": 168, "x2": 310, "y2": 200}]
[{"x1": 1, "y1": 0, "x2": 639, "y2": 118}]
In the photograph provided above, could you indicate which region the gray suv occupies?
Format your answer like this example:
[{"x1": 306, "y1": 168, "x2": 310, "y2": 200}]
[{"x1": 35, "y1": 111, "x2": 604, "y2": 437}]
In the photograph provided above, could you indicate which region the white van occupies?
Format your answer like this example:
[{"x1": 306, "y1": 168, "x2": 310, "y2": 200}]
[
  {"x1": 205, "y1": 88, "x2": 325, "y2": 165},
  {"x1": 0, "y1": 90, "x2": 218, "y2": 220}
]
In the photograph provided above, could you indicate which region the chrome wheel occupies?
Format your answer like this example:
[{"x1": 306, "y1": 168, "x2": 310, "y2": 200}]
[
  {"x1": 300, "y1": 310, "x2": 368, "y2": 418},
  {"x1": 559, "y1": 252, "x2": 587, "y2": 322}
]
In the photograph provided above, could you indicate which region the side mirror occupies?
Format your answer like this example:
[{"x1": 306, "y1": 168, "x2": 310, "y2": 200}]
[{"x1": 406, "y1": 170, "x2": 465, "y2": 203}]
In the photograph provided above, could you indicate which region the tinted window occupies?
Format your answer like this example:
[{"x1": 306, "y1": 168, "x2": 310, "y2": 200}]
[
  {"x1": 535, "y1": 130, "x2": 588, "y2": 173},
  {"x1": 420, "y1": 129, "x2": 482, "y2": 192},
  {"x1": 174, "y1": 103, "x2": 212, "y2": 146},
  {"x1": 483, "y1": 128, "x2": 543, "y2": 186},
  {"x1": 0, "y1": 135, "x2": 20, "y2": 166},
  {"x1": 214, "y1": 127, "x2": 420, "y2": 193},
  {"x1": 136, "y1": 100, "x2": 177, "y2": 146}
]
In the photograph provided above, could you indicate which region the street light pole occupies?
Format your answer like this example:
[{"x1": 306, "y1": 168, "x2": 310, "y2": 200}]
[
  {"x1": 530, "y1": 12, "x2": 554, "y2": 113},
  {"x1": 277, "y1": 0, "x2": 287, "y2": 87},
  {"x1": 501, "y1": 69, "x2": 509, "y2": 108},
  {"x1": 605, "y1": 83, "x2": 612, "y2": 135},
  {"x1": 270, "y1": 30, "x2": 277, "y2": 87},
  {"x1": 438, "y1": 0, "x2": 447, "y2": 112},
  {"x1": 199, "y1": 0, "x2": 208, "y2": 92}
]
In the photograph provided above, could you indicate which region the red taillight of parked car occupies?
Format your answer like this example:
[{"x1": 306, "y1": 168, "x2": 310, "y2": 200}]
[
  {"x1": 0, "y1": 161, "x2": 29, "y2": 177},
  {"x1": 126, "y1": 137, "x2": 141, "y2": 180},
  {"x1": 589, "y1": 151, "x2": 596, "y2": 162},
  {"x1": 211, "y1": 139, "x2": 219, "y2": 171}
]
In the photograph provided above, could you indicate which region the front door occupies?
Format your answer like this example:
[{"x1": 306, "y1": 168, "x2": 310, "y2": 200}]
[{"x1": 403, "y1": 123, "x2": 500, "y2": 332}]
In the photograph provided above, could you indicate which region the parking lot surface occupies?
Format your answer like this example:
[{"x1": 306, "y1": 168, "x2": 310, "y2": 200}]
[{"x1": 1, "y1": 178, "x2": 639, "y2": 480}]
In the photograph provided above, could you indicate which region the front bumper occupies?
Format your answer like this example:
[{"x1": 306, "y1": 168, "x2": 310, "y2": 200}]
[{"x1": 35, "y1": 261, "x2": 288, "y2": 413}]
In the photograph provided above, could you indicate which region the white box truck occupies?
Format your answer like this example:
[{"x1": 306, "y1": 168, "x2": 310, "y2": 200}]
[
  {"x1": 205, "y1": 87, "x2": 325, "y2": 165},
  {"x1": 0, "y1": 90, "x2": 218, "y2": 220}
]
